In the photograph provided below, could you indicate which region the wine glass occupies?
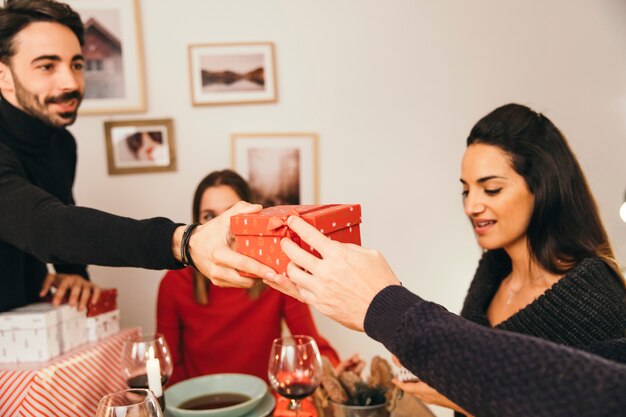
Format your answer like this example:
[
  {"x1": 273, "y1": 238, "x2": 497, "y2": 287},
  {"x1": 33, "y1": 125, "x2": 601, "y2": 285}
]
[
  {"x1": 96, "y1": 388, "x2": 163, "y2": 417},
  {"x1": 121, "y1": 333, "x2": 173, "y2": 410},
  {"x1": 268, "y1": 335, "x2": 323, "y2": 417}
]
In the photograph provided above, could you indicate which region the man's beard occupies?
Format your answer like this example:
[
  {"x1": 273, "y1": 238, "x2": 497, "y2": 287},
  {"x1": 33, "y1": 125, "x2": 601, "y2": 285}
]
[{"x1": 12, "y1": 71, "x2": 83, "y2": 128}]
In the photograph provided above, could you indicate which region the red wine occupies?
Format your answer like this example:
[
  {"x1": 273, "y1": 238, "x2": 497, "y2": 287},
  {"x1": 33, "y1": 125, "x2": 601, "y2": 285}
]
[
  {"x1": 276, "y1": 382, "x2": 316, "y2": 400},
  {"x1": 126, "y1": 373, "x2": 169, "y2": 389},
  {"x1": 179, "y1": 393, "x2": 251, "y2": 410}
]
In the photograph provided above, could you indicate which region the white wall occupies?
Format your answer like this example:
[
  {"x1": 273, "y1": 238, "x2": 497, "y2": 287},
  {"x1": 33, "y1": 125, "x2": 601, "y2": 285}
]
[{"x1": 69, "y1": 1, "x2": 626, "y2": 416}]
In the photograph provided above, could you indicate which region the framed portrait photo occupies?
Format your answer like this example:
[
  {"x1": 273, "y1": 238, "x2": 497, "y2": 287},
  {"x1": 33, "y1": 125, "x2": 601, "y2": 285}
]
[
  {"x1": 189, "y1": 42, "x2": 277, "y2": 106},
  {"x1": 104, "y1": 118, "x2": 176, "y2": 175},
  {"x1": 232, "y1": 133, "x2": 318, "y2": 206},
  {"x1": 65, "y1": 0, "x2": 146, "y2": 114}
]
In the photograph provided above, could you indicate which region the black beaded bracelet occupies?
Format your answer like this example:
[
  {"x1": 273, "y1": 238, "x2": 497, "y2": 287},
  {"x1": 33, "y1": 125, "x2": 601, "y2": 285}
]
[{"x1": 180, "y1": 223, "x2": 200, "y2": 268}]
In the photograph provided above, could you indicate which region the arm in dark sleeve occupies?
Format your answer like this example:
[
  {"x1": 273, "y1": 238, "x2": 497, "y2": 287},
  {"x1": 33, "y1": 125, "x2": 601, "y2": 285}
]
[
  {"x1": 364, "y1": 285, "x2": 626, "y2": 417},
  {"x1": 579, "y1": 338, "x2": 626, "y2": 364},
  {"x1": 0, "y1": 148, "x2": 181, "y2": 270},
  {"x1": 53, "y1": 263, "x2": 89, "y2": 279}
]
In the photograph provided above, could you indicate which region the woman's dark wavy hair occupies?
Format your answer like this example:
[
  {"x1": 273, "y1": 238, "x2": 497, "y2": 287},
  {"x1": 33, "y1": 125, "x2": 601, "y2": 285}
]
[
  {"x1": 0, "y1": 0, "x2": 84, "y2": 64},
  {"x1": 191, "y1": 170, "x2": 265, "y2": 304},
  {"x1": 467, "y1": 103, "x2": 624, "y2": 282}
]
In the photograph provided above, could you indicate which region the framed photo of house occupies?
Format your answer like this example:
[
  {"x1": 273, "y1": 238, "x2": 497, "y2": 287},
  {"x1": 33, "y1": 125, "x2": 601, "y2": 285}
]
[
  {"x1": 65, "y1": 0, "x2": 146, "y2": 114},
  {"x1": 104, "y1": 118, "x2": 176, "y2": 175},
  {"x1": 231, "y1": 133, "x2": 318, "y2": 205},
  {"x1": 189, "y1": 42, "x2": 277, "y2": 106}
]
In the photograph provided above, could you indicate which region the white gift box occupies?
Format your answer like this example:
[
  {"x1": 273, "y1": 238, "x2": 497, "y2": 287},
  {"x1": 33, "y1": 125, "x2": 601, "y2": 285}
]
[
  {"x1": 0, "y1": 302, "x2": 91, "y2": 363},
  {"x1": 57, "y1": 305, "x2": 87, "y2": 353},
  {"x1": 0, "y1": 303, "x2": 61, "y2": 363},
  {"x1": 86, "y1": 310, "x2": 120, "y2": 342}
]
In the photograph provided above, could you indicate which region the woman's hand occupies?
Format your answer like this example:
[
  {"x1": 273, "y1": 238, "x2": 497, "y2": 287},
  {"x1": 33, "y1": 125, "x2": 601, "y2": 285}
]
[{"x1": 39, "y1": 273, "x2": 100, "y2": 310}]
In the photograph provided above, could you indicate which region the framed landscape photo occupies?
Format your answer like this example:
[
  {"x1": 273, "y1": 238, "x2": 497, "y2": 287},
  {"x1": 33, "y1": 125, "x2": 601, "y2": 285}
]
[
  {"x1": 232, "y1": 133, "x2": 318, "y2": 206},
  {"x1": 66, "y1": 0, "x2": 146, "y2": 114},
  {"x1": 104, "y1": 118, "x2": 176, "y2": 175},
  {"x1": 189, "y1": 42, "x2": 277, "y2": 106}
]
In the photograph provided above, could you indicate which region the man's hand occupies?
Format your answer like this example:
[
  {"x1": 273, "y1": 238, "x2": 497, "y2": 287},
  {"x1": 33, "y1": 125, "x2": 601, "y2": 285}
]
[
  {"x1": 270, "y1": 216, "x2": 400, "y2": 331},
  {"x1": 40, "y1": 273, "x2": 101, "y2": 311},
  {"x1": 188, "y1": 201, "x2": 277, "y2": 288}
]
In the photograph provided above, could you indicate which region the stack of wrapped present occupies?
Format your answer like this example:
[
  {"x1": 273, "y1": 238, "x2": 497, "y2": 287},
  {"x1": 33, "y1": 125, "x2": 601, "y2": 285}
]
[{"x1": 0, "y1": 288, "x2": 119, "y2": 363}]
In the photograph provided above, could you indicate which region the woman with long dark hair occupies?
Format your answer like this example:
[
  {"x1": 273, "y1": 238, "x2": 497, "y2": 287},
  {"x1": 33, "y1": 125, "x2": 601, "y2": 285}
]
[{"x1": 395, "y1": 104, "x2": 626, "y2": 416}]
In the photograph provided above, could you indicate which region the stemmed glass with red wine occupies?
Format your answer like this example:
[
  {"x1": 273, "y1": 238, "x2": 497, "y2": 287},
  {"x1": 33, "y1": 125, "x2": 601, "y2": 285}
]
[
  {"x1": 121, "y1": 333, "x2": 173, "y2": 410},
  {"x1": 268, "y1": 335, "x2": 323, "y2": 417}
]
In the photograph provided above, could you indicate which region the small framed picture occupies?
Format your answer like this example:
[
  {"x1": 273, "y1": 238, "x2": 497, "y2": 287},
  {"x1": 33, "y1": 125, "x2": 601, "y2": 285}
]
[
  {"x1": 65, "y1": 0, "x2": 146, "y2": 114},
  {"x1": 188, "y1": 42, "x2": 277, "y2": 106},
  {"x1": 104, "y1": 118, "x2": 176, "y2": 175},
  {"x1": 232, "y1": 133, "x2": 318, "y2": 205}
]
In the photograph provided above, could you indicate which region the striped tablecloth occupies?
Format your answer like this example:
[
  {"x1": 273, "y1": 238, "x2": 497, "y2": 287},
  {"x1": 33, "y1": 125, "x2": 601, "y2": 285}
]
[{"x1": 0, "y1": 327, "x2": 140, "y2": 417}]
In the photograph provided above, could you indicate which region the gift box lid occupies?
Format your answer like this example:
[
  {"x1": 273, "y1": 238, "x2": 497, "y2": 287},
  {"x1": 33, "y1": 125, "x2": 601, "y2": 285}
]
[
  {"x1": 231, "y1": 204, "x2": 361, "y2": 237},
  {"x1": 0, "y1": 302, "x2": 59, "y2": 330}
]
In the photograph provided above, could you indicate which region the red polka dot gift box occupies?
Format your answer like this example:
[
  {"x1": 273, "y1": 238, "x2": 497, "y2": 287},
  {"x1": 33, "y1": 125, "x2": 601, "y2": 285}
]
[{"x1": 230, "y1": 204, "x2": 362, "y2": 275}]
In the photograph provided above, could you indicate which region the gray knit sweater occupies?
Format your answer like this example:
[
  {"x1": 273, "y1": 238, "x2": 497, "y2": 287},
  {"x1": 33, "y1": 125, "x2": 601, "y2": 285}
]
[{"x1": 461, "y1": 254, "x2": 626, "y2": 363}]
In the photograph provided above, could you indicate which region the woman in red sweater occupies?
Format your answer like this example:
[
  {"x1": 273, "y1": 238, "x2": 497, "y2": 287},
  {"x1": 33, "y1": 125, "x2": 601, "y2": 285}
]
[{"x1": 157, "y1": 170, "x2": 349, "y2": 385}]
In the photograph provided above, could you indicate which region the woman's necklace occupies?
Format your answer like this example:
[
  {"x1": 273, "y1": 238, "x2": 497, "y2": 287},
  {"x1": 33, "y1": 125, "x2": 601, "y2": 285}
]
[
  {"x1": 505, "y1": 286, "x2": 521, "y2": 305},
  {"x1": 504, "y1": 272, "x2": 552, "y2": 305}
]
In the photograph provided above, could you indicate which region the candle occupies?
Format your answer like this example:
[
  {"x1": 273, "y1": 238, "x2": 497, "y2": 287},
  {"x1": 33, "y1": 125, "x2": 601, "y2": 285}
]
[{"x1": 146, "y1": 346, "x2": 162, "y2": 398}]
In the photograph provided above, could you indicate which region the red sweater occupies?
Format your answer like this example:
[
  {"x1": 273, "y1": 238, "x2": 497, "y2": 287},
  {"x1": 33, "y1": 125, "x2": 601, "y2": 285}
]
[{"x1": 157, "y1": 267, "x2": 340, "y2": 385}]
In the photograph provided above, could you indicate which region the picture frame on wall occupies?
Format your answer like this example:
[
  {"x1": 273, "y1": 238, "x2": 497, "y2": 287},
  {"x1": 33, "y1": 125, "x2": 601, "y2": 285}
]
[
  {"x1": 189, "y1": 42, "x2": 277, "y2": 106},
  {"x1": 104, "y1": 118, "x2": 176, "y2": 175},
  {"x1": 231, "y1": 133, "x2": 318, "y2": 206},
  {"x1": 65, "y1": 0, "x2": 146, "y2": 114}
]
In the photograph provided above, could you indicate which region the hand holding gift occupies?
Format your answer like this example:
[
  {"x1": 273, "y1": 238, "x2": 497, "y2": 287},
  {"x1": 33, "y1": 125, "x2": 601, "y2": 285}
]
[
  {"x1": 187, "y1": 201, "x2": 277, "y2": 287},
  {"x1": 268, "y1": 215, "x2": 400, "y2": 331},
  {"x1": 231, "y1": 204, "x2": 362, "y2": 276}
]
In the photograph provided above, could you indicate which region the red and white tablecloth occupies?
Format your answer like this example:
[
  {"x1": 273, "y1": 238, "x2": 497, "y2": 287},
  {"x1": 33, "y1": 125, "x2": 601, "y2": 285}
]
[{"x1": 0, "y1": 327, "x2": 140, "y2": 417}]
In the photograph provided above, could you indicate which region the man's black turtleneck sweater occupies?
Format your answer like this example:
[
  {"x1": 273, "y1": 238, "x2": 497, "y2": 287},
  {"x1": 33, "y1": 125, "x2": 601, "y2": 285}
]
[{"x1": 0, "y1": 99, "x2": 182, "y2": 312}]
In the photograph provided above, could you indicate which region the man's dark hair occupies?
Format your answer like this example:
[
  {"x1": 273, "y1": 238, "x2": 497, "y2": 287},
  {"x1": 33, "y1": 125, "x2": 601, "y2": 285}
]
[{"x1": 0, "y1": 0, "x2": 84, "y2": 64}]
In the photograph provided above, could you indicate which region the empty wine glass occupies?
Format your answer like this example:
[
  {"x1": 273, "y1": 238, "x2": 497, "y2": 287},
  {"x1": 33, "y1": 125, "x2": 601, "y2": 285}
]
[
  {"x1": 96, "y1": 388, "x2": 163, "y2": 417},
  {"x1": 121, "y1": 333, "x2": 173, "y2": 410},
  {"x1": 268, "y1": 335, "x2": 323, "y2": 417}
]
